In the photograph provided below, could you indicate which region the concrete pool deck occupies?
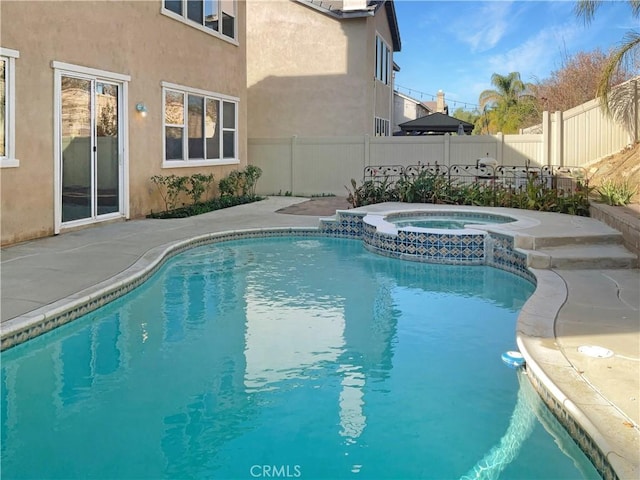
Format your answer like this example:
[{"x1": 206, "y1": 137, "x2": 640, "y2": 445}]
[{"x1": 1, "y1": 196, "x2": 638, "y2": 479}]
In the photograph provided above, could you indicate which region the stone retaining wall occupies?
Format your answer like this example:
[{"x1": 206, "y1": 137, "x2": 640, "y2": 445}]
[{"x1": 590, "y1": 203, "x2": 640, "y2": 258}]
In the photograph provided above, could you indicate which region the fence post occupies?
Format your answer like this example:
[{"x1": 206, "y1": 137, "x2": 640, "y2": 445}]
[
  {"x1": 291, "y1": 135, "x2": 297, "y2": 194},
  {"x1": 443, "y1": 133, "x2": 450, "y2": 166},
  {"x1": 542, "y1": 111, "x2": 550, "y2": 166},
  {"x1": 496, "y1": 132, "x2": 504, "y2": 165},
  {"x1": 552, "y1": 111, "x2": 563, "y2": 166}
]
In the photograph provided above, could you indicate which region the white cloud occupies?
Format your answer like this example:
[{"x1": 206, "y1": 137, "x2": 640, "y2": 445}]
[
  {"x1": 485, "y1": 22, "x2": 581, "y2": 83},
  {"x1": 442, "y1": 21, "x2": 581, "y2": 103},
  {"x1": 452, "y1": 2, "x2": 515, "y2": 53}
]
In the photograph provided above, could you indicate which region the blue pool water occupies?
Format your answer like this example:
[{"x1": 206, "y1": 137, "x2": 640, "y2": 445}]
[
  {"x1": 392, "y1": 214, "x2": 514, "y2": 230},
  {"x1": 1, "y1": 237, "x2": 600, "y2": 479}
]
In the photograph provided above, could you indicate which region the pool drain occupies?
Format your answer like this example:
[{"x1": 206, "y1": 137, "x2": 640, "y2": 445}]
[{"x1": 577, "y1": 345, "x2": 614, "y2": 358}]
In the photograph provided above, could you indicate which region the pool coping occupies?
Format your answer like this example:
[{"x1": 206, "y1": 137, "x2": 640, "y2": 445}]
[
  {"x1": 516, "y1": 269, "x2": 631, "y2": 480},
  {"x1": 1, "y1": 213, "x2": 637, "y2": 479}
]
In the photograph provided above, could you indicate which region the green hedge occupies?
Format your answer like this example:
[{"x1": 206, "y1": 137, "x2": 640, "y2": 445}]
[{"x1": 147, "y1": 195, "x2": 263, "y2": 219}]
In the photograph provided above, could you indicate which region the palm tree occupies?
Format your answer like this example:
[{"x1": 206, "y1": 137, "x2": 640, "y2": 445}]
[
  {"x1": 575, "y1": 0, "x2": 639, "y2": 120},
  {"x1": 479, "y1": 72, "x2": 526, "y2": 110},
  {"x1": 478, "y1": 72, "x2": 535, "y2": 133}
]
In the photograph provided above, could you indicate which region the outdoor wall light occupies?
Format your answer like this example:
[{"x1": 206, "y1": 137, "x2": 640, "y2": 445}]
[{"x1": 136, "y1": 102, "x2": 148, "y2": 117}]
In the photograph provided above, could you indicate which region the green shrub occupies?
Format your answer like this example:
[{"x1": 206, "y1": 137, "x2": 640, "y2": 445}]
[
  {"x1": 149, "y1": 166, "x2": 263, "y2": 219},
  {"x1": 151, "y1": 173, "x2": 215, "y2": 210},
  {"x1": 345, "y1": 177, "x2": 397, "y2": 208},
  {"x1": 598, "y1": 179, "x2": 637, "y2": 206},
  {"x1": 218, "y1": 174, "x2": 238, "y2": 197},
  {"x1": 243, "y1": 165, "x2": 263, "y2": 196},
  {"x1": 219, "y1": 166, "x2": 263, "y2": 197},
  {"x1": 345, "y1": 169, "x2": 592, "y2": 216},
  {"x1": 150, "y1": 174, "x2": 189, "y2": 211},
  {"x1": 186, "y1": 173, "x2": 214, "y2": 205},
  {"x1": 148, "y1": 195, "x2": 261, "y2": 219}
]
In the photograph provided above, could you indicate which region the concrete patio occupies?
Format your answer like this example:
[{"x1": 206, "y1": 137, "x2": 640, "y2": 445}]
[{"x1": 1, "y1": 196, "x2": 638, "y2": 479}]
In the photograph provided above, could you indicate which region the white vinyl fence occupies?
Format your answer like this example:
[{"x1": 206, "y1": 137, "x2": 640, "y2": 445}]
[
  {"x1": 250, "y1": 78, "x2": 638, "y2": 196},
  {"x1": 249, "y1": 134, "x2": 545, "y2": 196},
  {"x1": 523, "y1": 77, "x2": 639, "y2": 167}
]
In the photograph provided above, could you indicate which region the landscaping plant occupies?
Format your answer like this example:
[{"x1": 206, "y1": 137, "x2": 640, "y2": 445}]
[
  {"x1": 597, "y1": 179, "x2": 637, "y2": 206},
  {"x1": 150, "y1": 174, "x2": 189, "y2": 211},
  {"x1": 149, "y1": 166, "x2": 263, "y2": 219},
  {"x1": 186, "y1": 173, "x2": 215, "y2": 205},
  {"x1": 346, "y1": 168, "x2": 591, "y2": 216}
]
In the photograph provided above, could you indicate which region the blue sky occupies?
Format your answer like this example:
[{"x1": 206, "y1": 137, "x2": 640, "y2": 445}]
[{"x1": 393, "y1": 1, "x2": 636, "y2": 112}]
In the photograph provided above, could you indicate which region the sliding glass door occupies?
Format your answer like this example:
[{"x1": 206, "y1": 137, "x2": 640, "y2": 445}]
[{"x1": 60, "y1": 75, "x2": 122, "y2": 224}]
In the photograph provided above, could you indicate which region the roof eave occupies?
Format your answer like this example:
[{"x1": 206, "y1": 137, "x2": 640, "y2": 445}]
[
  {"x1": 293, "y1": 0, "x2": 376, "y2": 19},
  {"x1": 293, "y1": 0, "x2": 401, "y2": 51},
  {"x1": 398, "y1": 113, "x2": 474, "y2": 129},
  {"x1": 383, "y1": 0, "x2": 401, "y2": 51}
]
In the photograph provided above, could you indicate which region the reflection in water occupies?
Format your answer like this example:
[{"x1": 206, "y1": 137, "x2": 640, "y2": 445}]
[
  {"x1": 459, "y1": 370, "x2": 537, "y2": 480},
  {"x1": 0, "y1": 238, "x2": 597, "y2": 479},
  {"x1": 243, "y1": 289, "x2": 345, "y2": 391},
  {"x1": 94, "y1": 314, "x2": 121, "y2": 375},
  {"x1": 460, "y1": 370, "x2": 600, "y2": 480},
  {"x1": 338, "y1": 364, "x2": 367, "y2": 440}
]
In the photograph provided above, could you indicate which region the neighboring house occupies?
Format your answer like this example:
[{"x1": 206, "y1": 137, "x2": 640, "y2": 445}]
[
  {"x1": 392, "y1": 90, "x2": 433, "y2": 133},
  {"x1": 0, "y1": 0, "x2": 247, "y2": 245},
  {"x1": 246, "y1": 0, "x2": 401, "y2": 138},
  {"x1": 393, "y1": 89, "x2": 448, "y2": 133},
  {"x1": 426, "y1": 90, "x2": 449, "y2": 115}
]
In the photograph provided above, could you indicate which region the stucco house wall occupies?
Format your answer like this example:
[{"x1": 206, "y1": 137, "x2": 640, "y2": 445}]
[
  {"x1": 0, "y1": 0, "x2": 247, "y2": 245},
  {"x1": 246, "y1": 0, "x2": 399, "y2": 138},
  {"x1": 371, "y1": 8, "x2": 394, "y2": 129}
]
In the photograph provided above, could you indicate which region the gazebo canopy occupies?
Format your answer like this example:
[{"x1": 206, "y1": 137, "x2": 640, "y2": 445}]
[{"x1": 398, "y1": 112, "x2": 474, "y2": 135}]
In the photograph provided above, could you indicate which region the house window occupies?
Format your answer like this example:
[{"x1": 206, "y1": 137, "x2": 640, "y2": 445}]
[
  {"x1": 162, "y1": 82, "x2": 238, "y2": 167},
  {"x1": 375, "y1": 36, "x2": 390, "y2": 85},
  {"x1": 0, "y1": 47, "x2": 19, "y2": 168},
  {"x1": 162, "y1": 0, "x2": 236, "y2": 41},
  {"x1": 375, "y1": 117, "x2": 390, "y2": 136}
]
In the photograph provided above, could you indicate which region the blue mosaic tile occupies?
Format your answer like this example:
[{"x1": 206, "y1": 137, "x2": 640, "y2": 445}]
[{"x1": 526, "y1": 368, "x2": 617, "y2": 480}]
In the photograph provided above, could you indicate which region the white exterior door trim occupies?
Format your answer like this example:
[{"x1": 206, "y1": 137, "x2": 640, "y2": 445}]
[{"x1": 52, "y1": 62, "x2": 130, "y2": 234}]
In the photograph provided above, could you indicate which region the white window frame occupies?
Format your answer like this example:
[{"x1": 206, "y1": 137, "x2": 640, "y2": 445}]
[
  {"x1": 374, "y1": 117, "x2": 390, "y2": 137},
  {"x1": 374, "y1": 35, "x2": 390, "y2": 86},
  {"x1": 162, "y1": 81, "x2": 239, "y2": 168},
  {"x1": 161, "y1": 0, "x2": 238, "y2": 45},
  {"x1": 1, "y1": 47, "x2": 19, "y2": 168}
]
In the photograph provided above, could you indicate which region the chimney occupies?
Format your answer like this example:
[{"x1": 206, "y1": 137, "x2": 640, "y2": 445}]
[
  {"x1": 436, "y1": 90, "x2": 446, "y2": 113},
  {"x1": 342, "y1": 0, "x2": 368, "y2": 11}
]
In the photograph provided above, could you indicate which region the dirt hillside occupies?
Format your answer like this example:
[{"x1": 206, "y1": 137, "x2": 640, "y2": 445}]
[{"x1": 586, "y1": 142, "x2": 640, "y2": 202}]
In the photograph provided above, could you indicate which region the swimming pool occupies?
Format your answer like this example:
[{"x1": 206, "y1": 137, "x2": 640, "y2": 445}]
[
  {"x1": 389, "y1": 212, "x2": 516, "y2": 230},
  {"x1": 0, "y1": 237, "x2": 599, "y2": 479}
]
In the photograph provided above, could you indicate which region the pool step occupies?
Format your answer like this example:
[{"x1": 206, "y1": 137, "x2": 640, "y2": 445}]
[
  {"x1": 529, "y1": 233, "x2": 625, "y2": 249},
  {"x1": 527, "y1": 244, "x2": 638, "y2": 269}
]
